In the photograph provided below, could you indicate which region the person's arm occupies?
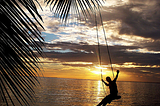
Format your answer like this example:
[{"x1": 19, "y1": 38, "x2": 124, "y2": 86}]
[
  {"x1": 113, "y1": 70, "x2": 119, "y2": 82},
  {"x1": 101, "y1": 79, "x2": 109, "y2": 86}
]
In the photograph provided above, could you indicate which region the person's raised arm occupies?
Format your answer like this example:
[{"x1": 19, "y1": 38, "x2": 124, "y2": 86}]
[
  {"x1": 113, "y1": 70, "x2": 119, "y2": 82},
  {"x1": 101, "y1": 79, "x2": 109, "y2": 86}
]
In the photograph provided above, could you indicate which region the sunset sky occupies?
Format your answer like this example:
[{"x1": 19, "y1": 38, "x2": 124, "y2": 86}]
[{"x1": 32, "y1": 0, "x2": 160, "y2": 82}]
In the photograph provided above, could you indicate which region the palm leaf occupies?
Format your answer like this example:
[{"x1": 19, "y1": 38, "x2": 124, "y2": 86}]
[
  {"x1": 45, "y1": 0, "x2": 103, "y2": 22},
  {"x1": 0, "y1": 0, "x2": 44, "y2": 105},
  {"x1": 0, "y1": 0, "x2": 104, "y2": 105}
]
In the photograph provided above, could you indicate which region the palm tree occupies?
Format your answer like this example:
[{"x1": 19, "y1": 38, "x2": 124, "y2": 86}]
[
  {"x1": 45, "y1": 0, "x2": 102, "y2": 22},
  {"x1": 0, "y1": 0, "x2": 102, "y2": 105},
  {"x1": 0, "y1": 0, "x2": 44, "y2": 105}
]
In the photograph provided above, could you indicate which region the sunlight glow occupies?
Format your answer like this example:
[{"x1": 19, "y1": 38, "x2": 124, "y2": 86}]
[
  {"x1": 95, "y1": 66, "x2": 108, "y2": 69},
  {"x1": 63, "y1": 62, "x2": 93, "y2": 65},
  {"x1": 91, "y1": 71, "x2": 106, "y2": 75}
]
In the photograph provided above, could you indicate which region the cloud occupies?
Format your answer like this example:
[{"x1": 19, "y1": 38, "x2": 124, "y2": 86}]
[
  {"x1": 109, "y1": 0, "x2": 160, "y2": 40},
  {"x1": 81, "y1": 0, "x2": 160, "y2": 41},
  {"x1": 40, "y1": 42, "x2": 160, "y2": 66},
  {"x1": 41, "y1": 42, "x2": 98, "y2": 63},
  {"x1": 126, "y1": 48, "x2": 160, "y2": 54},
  {"x1": 38, "y1": 41, "x2": 160, "y2": 81},
  {"x1": 29, "y1": 0, "x2": 160, "y2": 81}
]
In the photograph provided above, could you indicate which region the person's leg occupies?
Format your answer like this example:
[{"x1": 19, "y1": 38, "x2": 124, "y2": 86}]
[
  {"x1": 97, "y1": 98, "x2": 106, "y2": 106},
  {"x1": 97, "y1": 95, "x2": 111, "y2": 106},
  {"x1": 102, "y1": 95, "x2": 111, "y2": 105},
  {"x1": 102, "y1": 102, "x2": 107, "y2": 106},
  {"x1": 97, "y1": 95, "x2": 109, "y2": 106}
]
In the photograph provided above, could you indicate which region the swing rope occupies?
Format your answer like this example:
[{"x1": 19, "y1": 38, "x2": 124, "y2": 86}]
[
  {"x1": 94, "y1": 5, "x2": 115, "y2": 95},
  {"x1": 94, "y1": 8, "x2": 106, "y2": 94},
  {"x1": 97, "y1": 6, "x2": 115, "y2": 78},
  {"x1": 95, "y1": 19, "x2": 103, "y2": 80}
]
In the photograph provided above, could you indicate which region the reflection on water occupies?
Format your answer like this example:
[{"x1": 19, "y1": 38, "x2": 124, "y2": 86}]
[
  {"x1": 2, "y1": 77, "x2": 160, "y2": 106},
  {"x1": 32, "y1": 77, "x2": 160, "y2": 106},
  {"x1": 34, "y1": 78, "x2": 106, "y2": 106}
]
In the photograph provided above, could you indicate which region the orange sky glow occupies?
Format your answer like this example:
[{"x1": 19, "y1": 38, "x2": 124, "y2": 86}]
[{"x1": 38, "y1": 59, "x2": 141, "y2": 82}]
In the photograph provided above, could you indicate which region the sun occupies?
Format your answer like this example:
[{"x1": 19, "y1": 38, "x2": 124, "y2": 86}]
[
  {"x1": 91, "y1": 70, "x2": 107, "y2": 75},
  {"x1": 90, "y1": 65, "x2": 109, "y2": 75},
  {"x1": 95, "y1": 66, "x2": 108, "y2": 70}
]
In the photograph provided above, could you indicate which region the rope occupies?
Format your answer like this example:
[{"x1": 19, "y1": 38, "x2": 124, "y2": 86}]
[
  {"x1": 97, "y1": 6, "x2": 115, "y2": 78},
  {"x1": 94, "y1": 6, "x2": 115, "y2": 95},
  {"x1": 94, "y1": 8, "x2": 106, "y2": 95}
]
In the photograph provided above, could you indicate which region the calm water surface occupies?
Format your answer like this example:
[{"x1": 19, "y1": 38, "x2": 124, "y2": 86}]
[
  {"x1": 2, "y1": 77, "x2": 160, "y2": 106},
  {"x1": 32, "y1": 77, "x2": 160, "y2": 106}
]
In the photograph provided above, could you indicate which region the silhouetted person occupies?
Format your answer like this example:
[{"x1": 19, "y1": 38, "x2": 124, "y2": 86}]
[{"x1": 97, "y1": 70, "x2": 121, "y2": 106}]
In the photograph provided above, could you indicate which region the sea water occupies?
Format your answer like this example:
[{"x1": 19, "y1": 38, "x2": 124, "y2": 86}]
[
  {"x1": 33, "y1": 77, "x2": 160, "y2": 106},
  {"x1": 1, "y1": 77, "x2": 160, "y2": 106}
]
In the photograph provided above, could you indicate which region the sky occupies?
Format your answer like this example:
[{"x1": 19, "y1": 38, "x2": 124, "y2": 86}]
[{"x1": 30, "y1": 0, "x2": 160, "y2": 82}]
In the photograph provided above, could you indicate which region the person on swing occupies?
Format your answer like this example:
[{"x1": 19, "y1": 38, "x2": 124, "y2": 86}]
[{"x1": 97, "y1": 70, "x2": 121, "y2": 106}]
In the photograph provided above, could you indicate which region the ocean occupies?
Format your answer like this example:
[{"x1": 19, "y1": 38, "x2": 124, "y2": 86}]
[
  {"x1": 33, "y1": 77, "x2": 160, "y2": 106},
  {"x1": 2, "y1": 77, "x2": 160, "y2": 106}
]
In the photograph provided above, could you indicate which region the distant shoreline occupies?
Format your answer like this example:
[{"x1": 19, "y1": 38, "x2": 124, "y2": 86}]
[{"x1": 37, "y1": 76, "x2": 160, "y2": 84}]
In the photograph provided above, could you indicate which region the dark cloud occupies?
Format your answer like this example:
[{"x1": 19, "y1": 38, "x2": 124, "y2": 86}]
[
  {"x1": 41, "y1": 42, "x2": 160, "y2": 66},
  {"x1": 117, "y1": 6, "x2": 160, "y2": 40},
  {"x1": 96, "y1": 45, "x2": 160, "y2": 66},
  {"x1": 84, "y1": 0, "x2": 160, "y2": 40},
  {"x1": 142, "y1": 40, "x2": 160, "y2": 51},
  {"x1": 42, "y1": 42, "x2": 98, "y2": 62}
]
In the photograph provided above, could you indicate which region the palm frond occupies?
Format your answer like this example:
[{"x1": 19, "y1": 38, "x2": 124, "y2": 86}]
[
  {"x1": 45, "y1": 0, "x2": 103, "y2": 22},
  {"x1": 1, "y1": 0, "x2": 105, "y2": 105},
  {"x1": 0, "y1": 0, "x2": 44, "y2": 105}
]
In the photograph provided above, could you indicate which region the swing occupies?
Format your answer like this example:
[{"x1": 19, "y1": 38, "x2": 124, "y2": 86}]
[{"x1": 95, "y1": 7, "x2": 121, "y2": 106}]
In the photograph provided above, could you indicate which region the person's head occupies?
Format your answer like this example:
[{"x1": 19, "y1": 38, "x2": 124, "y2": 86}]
[{"x1": 106, "y1": 77, "x2": 111, "y2": 82}]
